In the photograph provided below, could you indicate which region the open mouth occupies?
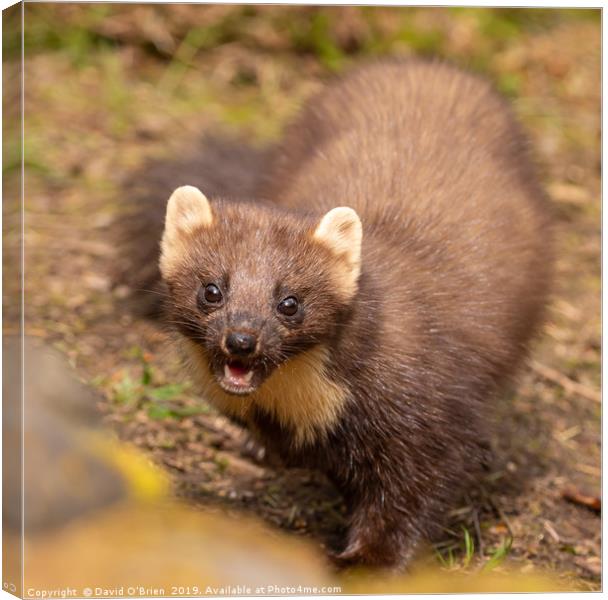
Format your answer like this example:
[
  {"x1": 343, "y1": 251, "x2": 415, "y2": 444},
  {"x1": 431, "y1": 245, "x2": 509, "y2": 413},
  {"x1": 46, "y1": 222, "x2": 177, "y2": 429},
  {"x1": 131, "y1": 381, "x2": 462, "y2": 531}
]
[{"x1": 218, "y1": 359, "x2": 260, "y2": 395}]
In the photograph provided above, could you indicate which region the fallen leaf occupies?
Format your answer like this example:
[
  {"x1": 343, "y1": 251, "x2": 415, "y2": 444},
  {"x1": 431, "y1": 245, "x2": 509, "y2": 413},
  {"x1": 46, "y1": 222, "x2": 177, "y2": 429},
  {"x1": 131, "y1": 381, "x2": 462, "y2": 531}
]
[{"x1": 562, "y1": 487, "x2": 601, "y2": 513}]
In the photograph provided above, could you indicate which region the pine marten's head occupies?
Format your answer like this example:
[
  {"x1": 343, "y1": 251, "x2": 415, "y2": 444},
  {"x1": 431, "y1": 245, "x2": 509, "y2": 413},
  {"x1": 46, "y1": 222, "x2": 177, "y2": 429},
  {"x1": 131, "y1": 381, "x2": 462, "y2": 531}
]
[{"x1": 159, "y1": 186, "x2": 362, "y2": 397}]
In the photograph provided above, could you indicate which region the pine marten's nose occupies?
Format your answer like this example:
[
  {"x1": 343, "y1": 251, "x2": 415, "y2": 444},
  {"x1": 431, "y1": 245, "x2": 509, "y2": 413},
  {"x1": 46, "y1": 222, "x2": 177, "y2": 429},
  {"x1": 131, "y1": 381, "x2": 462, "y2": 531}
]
[{"x1": 225, "y1": 332, "x2": 257, "y2": 357}]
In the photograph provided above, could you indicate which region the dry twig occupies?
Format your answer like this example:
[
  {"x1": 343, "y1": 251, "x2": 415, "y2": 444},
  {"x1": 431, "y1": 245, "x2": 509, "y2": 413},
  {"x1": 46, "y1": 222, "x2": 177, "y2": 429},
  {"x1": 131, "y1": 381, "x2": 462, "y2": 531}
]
[{"x1": 530, "y1": 360, "x2": 601, "y2": 404}]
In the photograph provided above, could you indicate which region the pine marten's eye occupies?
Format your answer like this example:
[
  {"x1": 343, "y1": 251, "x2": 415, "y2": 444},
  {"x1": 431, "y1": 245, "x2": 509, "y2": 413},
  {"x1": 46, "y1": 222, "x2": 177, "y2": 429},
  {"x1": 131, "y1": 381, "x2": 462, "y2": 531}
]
[
  {"x1": 277, "y1": 296, "x2": 299, "y2": 316},
  {"x1": 199, "y1": 283, "x2": 223, "y2": 306}
]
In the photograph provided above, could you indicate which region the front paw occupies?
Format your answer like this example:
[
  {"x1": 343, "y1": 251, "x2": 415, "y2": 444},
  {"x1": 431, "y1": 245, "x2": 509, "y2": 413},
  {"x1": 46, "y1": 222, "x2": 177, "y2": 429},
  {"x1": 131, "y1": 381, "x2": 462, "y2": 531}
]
[
  {"x1": 329, "y1": 538, "x2": 403, "y2": 570},
  {"x1": 329, "y1": 541, "x2": 365, "y2": 569}
]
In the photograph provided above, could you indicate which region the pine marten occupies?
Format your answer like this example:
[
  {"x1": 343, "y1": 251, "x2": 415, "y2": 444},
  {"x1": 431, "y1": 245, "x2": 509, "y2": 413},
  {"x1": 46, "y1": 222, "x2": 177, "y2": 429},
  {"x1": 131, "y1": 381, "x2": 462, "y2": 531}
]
[{"x1": 130, "y1": 59, "x2": 553, "y2": 569}]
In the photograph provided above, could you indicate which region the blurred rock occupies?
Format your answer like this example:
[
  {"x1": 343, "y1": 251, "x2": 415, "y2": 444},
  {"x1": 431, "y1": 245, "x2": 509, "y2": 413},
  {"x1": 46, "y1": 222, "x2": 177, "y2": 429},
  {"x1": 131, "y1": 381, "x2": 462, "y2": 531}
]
[
  {"x1": 4, "y1": 336, "x2": 131, "y2": 532},
  {"x1": 23, "y1": 503, "x2": 334, "y2": 592},
  {"x1": 4, "y1": 337, "x2": 334, "y2": 592}
]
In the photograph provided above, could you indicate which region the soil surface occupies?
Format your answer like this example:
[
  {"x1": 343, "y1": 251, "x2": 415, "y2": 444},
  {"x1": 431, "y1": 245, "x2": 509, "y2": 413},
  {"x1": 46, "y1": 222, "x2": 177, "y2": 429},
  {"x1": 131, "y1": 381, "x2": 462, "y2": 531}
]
[{"x1": 7, "y1": 5, "x2": 600, "y2": 591}]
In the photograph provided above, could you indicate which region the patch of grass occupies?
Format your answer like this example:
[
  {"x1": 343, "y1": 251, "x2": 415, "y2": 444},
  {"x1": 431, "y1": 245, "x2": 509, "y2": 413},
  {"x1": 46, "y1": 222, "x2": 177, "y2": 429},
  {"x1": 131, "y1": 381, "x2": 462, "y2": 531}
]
[
  {"x1": 462, "y1": 526, "x2": 475, "y2": 568},
  {"x1": 452, "y1": 7, "x2": 599, "y2": 38},
  {"x1": 214, "y1": 454, "x2": 230, "y2": 473},
  {"x1": 148, "y1": 383, "x2": 187, "y2": 401},
  {"x1": 112, "y1": 373, "x2": 142, "y2": 407},
  {"x1": 98, "y1": 51, "x2": 133, "y2": 136},
  {"x1": 289, "y1": 10, "x2": 346, "y2": 71},
  {"x1": 395, "y1": 23, "x2": 445, "y2": 56},
  {"x1": 109, "y1": 347, "x2": 207, "y2": 420},
  {"x1": 146, "y1": 403, "x2": 174, "y2": 420},
  {"x1": 22, "y1": 4, "x2": 115, "y2": 65},
  {"x1": 560, "y1": 544, "x2": 578, "y2": 556},
  {"x1": 435, "y1": 526, "x2": 476, "y2": 571},
  {"x1": 482, "y1": 536, "x2": 514, "y2": 572},
  {"x1": 435, "y1": 546, "x2": 458, "y2": 570},
  {"x1": 435, "y1": 525, "x2": 514, "y2": 574},
  {"x1": 496, "y1": 72, "x2": 522, "y2": 98}
]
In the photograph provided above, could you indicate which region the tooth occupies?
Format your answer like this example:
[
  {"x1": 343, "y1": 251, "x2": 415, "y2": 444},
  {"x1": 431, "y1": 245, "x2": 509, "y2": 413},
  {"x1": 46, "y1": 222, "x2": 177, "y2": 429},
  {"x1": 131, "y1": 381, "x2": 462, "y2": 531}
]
[
  {"x1": 244, "y1": 370, "x2": 253, "y2": 383},
  {"x1": 224, "y1": 364, "x2": 231, "y2": 380}
]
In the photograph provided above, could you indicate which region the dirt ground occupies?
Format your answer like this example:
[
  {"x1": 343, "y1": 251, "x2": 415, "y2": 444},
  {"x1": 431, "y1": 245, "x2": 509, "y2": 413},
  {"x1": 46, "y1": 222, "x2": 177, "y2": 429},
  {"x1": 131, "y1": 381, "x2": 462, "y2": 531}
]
[{"x1": 7, "y1": 5, "x2": 601, "y2": 591}]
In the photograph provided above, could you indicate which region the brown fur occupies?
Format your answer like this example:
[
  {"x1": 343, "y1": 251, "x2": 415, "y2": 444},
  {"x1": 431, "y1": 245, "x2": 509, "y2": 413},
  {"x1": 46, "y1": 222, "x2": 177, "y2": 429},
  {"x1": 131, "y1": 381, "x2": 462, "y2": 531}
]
[
  {"x1": 184, "y1": 340, "x2": 348, "y2": 446},
  {"x1": 123, "y1": 58, "x2": 553, "y2": 569},
  {"x1": 113, "y1": 133, "x2": 271, "y2": 317}
]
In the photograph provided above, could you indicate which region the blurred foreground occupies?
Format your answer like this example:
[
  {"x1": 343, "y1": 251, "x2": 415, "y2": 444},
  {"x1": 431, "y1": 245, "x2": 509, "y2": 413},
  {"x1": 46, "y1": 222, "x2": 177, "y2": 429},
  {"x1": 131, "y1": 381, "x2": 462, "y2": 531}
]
[{"x1": 4, "y1": 338, "x2": 565, "y2": 595}]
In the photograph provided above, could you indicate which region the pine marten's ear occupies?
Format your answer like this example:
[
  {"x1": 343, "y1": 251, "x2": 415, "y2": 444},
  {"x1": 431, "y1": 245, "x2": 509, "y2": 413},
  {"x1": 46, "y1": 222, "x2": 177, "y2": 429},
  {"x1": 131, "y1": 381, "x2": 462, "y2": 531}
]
[
  {"x1": 160, "y1": 186, "x2": 213, "y2": 277},
  {"x1": 313, "y1": 207, "x2": 362, "y2": 299}
]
